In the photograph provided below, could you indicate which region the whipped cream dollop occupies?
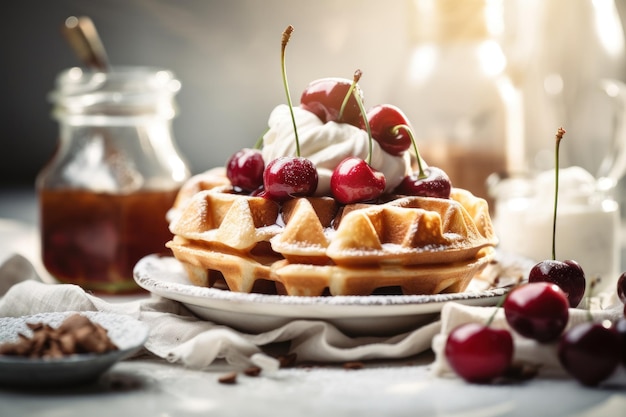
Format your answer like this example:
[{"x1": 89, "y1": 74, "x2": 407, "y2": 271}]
[{"x1": 262, "y1": 104, "x2": 412, "y2": 196}]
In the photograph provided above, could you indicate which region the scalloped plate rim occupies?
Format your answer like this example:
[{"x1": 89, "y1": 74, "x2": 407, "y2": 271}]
[{"x1": 133, "y1": 253, "x2": 530, "y2": 319}]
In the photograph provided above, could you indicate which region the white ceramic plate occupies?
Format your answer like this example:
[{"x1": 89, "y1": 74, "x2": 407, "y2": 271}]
[
  {"x1": 134, "y1": 253, "x2": 533, "y2": 336},
  {"x1": 0, "y1": 311, "x2": 149, "y2": 388}
]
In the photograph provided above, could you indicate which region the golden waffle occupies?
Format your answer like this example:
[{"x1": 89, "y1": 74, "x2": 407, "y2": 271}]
[
  {"x1": 167, "y1": 167, "x2": 230, "y2": 222},
  {"x1": 270, "y1": 251, "x2": 493, "y2": 296},
  {"x1": 166, "y1": 178, "x2": 498, "y2": 296}
]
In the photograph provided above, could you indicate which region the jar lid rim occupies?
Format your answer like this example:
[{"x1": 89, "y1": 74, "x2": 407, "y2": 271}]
[{"x1": 49, "y1": 66, "x2": 181, "y2": 104}]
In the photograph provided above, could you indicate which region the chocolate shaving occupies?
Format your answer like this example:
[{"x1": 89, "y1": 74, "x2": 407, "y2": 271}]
[
  {"x1": 243, "y1": 366, "x2": 262, "y2": 377},
  {"x1": 0, "y1": 313, "x2": 118, "y2": 359},
  {"x1": 277, "y1": 353, "x2": 297, "y2": 368},
  {"x1": 218, "y1": 372, "x2": 238, "y2": 384},
  {"x1": 342, "y1": 361, "x2": 365, "y2": 370}
]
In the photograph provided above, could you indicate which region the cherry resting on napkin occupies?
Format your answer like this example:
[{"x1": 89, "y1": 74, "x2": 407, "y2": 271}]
[
  {"x1": 503, "y1": 282, "x2": 569, "y2": 343},
  {"x1": 445, "y1": 322, "x2": 513, "y2": 384},
  {"x1": 558, "y1": 320, "x2": 622, "y2": 387}
]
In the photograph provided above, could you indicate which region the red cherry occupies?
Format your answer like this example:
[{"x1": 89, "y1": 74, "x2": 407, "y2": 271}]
[
  {"x1": 558, "y1": 321, "x2": 622, "y2": 387},
  {"x1": 528, "y1": 260, "x2": 586, "y2": 308},
  {"x1": 503, "y1": 282, "x2": 569, "y2": 343},
  {"x1": 394, "y1": 166, "x2": 452, "y2": 199},
  {"x1": 617, "y1": 272, "x2": 626, "y2": 304},
  {"x1": 225, "y1": 148, "x2": 265, "y2": 192},
  {"x1": 300, "y1": 78, "x2": 363, "y2": 127},
  {"x1": 365, "y1": 104, "x2": 412, "y2": 156},
  {"x1": 263, "y1": 156, "x2": 318, "y2": 201},
  {"x1": 330, "y1": 157, "x2": 386, "y2": 204},
  {"x1": 445, "y1": 322, "x2": 514, "y2": 384}
]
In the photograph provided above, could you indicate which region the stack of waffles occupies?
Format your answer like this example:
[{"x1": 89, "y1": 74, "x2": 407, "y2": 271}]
[{"x1": 166, "y1": 169, "x2": 498, "y2": 296}]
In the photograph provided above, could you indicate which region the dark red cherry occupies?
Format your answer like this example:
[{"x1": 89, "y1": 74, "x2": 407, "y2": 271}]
[
  {"x1": 503, "y1": 282, "x2": 569, "y2": 343},
  {"x1": 445, "y1": 322, "x2": 514, "y2": 384},
  {"x1": 300, "y1": 78, "x2": 363, "y2": 127},
  {"x1": 394, "y1": 166, "x2": 451, "y2": 199},
  {"x1": 365, "y1": 104, "x2": 412, "y2": 156},
  {"x1": 225, "y1": 148, "x2": 265, "y2": 192},
  {"x1": 330, "y1": 157, "x2": 386, "y2": 204},
  {"x1": 558, "y1": 321, "x2": 622, "y2": 387},
  {"x1": 263, "y1": 156, "x2": 318, "y2": 201},
  {"x1": 617, "y1": 272, "x2": 626, "y2": 304},
  {"x1": 528, "y1": 259, "x2": 586, "y2": 307}
]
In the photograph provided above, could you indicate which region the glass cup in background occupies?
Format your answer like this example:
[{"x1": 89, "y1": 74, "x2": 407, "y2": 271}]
[{"x1": 490, "y1": 167, "x2": 621, "y2": 299}]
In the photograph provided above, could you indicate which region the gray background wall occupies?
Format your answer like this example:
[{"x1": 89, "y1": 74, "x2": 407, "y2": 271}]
[
  {"x1": 0, "y1": 0, "x2": 410, "y2": 187},
  {"x1": 2, "y1": 0, "x2": 626, "y2": 188}
]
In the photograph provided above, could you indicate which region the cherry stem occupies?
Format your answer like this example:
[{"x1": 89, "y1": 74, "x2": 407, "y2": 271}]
[
  {"x1": 254, "y1": 131, "x2": 266, "y2": 150},
  {"x1": 584, "y1": 277, "x2": 599, "y2": 321},
  {"x1": 281, "y1": 25, "x2": 301, "y2": 157},
  {"x1": 552, "y1": 127, "x2": 566, "y2": 261},
  {"x1": 338, "y1": 71, "x2": 361, "y2": 122},
  {"x1": 485, "y1": 289, "x2": 509, "y2": 327},
  {"x1": 485, "y1": 275, "x2": 523, "y2": 327},
  {"x1": 350, "y1": 70, "x2": 374, "y2": 165},
  {"x1": 392, "y1": 124, "x2": 426, "y2": 179}
]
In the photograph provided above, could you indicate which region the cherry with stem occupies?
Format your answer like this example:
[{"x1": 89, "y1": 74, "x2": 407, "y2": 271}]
[
  {"x1": 365, "y1": 104, "x2": 412, "y2": 155},
  {"x1": 503, "y1": 282, "x2": 569, "y2": 343},
  {"x1": 528, "y1": 128, "x2": 586, "y2": 307},
  {"x1": 263, "y1": 25, "x2": 318, "y2": 201},
  {"x1": 330, "y1": 70, "x2": 386, "y2": 204},
  {"x1": 300, "y1": 77, "x2": 363, "y2": 126},
  {"x1": 445, "y1": 294, "x2": 514, "y2": 384},
  {"x1": 392, "y1": 123, "x2": 451, "y2": 199},
  {"x1": 281, "y1": 25, "x2": 300, "y2": 157}
]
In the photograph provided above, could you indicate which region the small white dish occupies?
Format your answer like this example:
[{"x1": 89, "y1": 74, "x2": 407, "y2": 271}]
[
  {"x1": 0, "y1": 311, "x2": 149, "y2": 388},
  {"x1": 134, "y1": 253, "x2": 532, "y2": 336}
]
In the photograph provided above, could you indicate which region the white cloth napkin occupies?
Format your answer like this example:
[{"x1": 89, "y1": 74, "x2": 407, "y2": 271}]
[
  {"x1": 0, "y1": 254, "x2": 440, "y2": 372},
  {"x1": 2, "y1": 227, "x2": 623, "y2": 379},
  {"x1": 431, "y1": 301, "x2": 624, "y2": 379}
]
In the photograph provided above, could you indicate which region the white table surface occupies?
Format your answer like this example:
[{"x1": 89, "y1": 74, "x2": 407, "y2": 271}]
[{"x1": 1, "y1": 188, "x2": 626, "y2": 417}]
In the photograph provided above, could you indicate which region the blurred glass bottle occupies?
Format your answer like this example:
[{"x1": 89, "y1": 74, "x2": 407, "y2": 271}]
[
  {"x1": 388, "y1": 0, "x2": 524, "y2": 205},
  {"x1": 515, "y1": 0, "x2": 626, "y2": 179},
  {"x1": 36, "y1": 67, "x2": 190, "y2": 294}
]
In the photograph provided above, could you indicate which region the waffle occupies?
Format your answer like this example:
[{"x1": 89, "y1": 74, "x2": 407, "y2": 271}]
[
  {"x1": 167, "y1": 167, "x2": 231, "y2": 223},
  {"x1": 166, "y1": 177, "x2": 498, "y2": 296}
]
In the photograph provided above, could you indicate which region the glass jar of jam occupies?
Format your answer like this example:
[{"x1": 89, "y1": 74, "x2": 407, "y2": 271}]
[{"x1": 36, "y1": 67, "x2": 190, "y2": 294}]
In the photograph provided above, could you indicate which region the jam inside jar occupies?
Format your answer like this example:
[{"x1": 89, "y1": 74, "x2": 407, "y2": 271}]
[{"x1": 37, "y1": 67, "x2": 190, "y2": 294}]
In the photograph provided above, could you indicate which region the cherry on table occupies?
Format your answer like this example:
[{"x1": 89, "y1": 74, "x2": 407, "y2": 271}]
[
  {"x1": 503, "y1": 282, "x2": 569, "y2": 343},
  {"x1": 528, "y1": 259, "x2": 586, "y2": 308},
  {"x1": 365, "y1": 104, "x2": 412, "y2": 156},
  {"x1": 558, "y1": 320, "x2": 622, "y2": 387},
  {"x1": 263, "y1": 156, "x2": 318, "y2": 202},
  {"x1": 444, "y1": 322, "x2": 514, "y2": 384},
  {"x1": 225, "y1": 148, "x2": 265, "y2": 192},
  {"x1": 330, "y1": 156, "x2": 386, "y2": 204},
  {"x1": 394, "y1": 166, "x2": 452, "y2": 199},
  {"x1": 300, "y1": 78, "x2": 363, "y2": 127},
  {"x1": 527, "y1": 129, "x2": 587, "y2": 308}
]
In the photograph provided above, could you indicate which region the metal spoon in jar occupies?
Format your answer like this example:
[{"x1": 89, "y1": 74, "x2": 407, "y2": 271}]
[{"x1": 61, "y1": 16, "x2": 109, "y2": 71}]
